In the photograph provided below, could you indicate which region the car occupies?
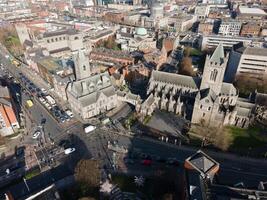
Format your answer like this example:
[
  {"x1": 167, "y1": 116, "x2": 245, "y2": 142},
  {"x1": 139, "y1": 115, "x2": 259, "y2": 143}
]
[
  {"x1": 60, "y1": 117, "x2": 66, "y2": 123},
  {"x1": 39, "y1": 97, "x2": 45, "y2": 103},
  {"x1": 41, "y1": 88, "x2": 47, "y2": 94},
  {"x1": 41, "y1": 118, "x2": 46, "y2": 124},
  {"x1": 32, "y1": 131, "x2": 41, "y2": 139},
  {"x1": 142, "y1": 159, "x2": 152, "y2": 166},
  {"x1": 65, "y1": 110, "x2": 73, "y2": 118},
  {"x1": 64, "y1": 148, "x2": 75, "y2": 155}
]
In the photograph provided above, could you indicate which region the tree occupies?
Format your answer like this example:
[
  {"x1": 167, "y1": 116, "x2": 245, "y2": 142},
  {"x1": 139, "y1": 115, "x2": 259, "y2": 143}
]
[
  {"x1": 178, "y1": 57, "x2": 195, "y2": 76},
  {"x1": 235, "y1": 74, "x2": 267, "y2": 96},
  {"x1": 0, "y1": 25, "x2": 23, "y2": 56}
]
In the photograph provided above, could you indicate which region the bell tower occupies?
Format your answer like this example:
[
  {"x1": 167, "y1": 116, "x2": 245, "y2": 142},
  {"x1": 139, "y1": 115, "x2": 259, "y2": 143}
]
[
  {"x1": 73, "y1": 48, "x2": 91, "y2": 81},
  {"x1": 200, "y1": 43, "x2": 228, "y2": 94}
]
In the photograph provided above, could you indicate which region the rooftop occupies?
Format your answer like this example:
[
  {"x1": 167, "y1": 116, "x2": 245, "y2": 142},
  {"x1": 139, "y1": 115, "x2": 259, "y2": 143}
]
[
  {"x1": 37, "y1": 57, "x2": 62, "y2": 74},
  {"x1": 185, "y1": 150, "x2": 219, "y2": 176},
  {"x1": 243, "y1": 47, "x2": 267, "y2": 57},
  {"x1": 151, "y1": 70, "x2": 201, "y2": 89},
  {"x1": 239, "y1": 6, "x2": 267, "y2": 16},
  {"x1": 43, "y1": 29, "x2": 78, "y2": 38}
]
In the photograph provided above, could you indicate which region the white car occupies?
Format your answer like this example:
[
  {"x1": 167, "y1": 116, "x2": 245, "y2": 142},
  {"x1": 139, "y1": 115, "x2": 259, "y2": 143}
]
[
  {"x1": 65, "y1": 110, "x2": 74, "y2": 118},
  {"x1": 32, "y1": 131, "x2": 41, "y2": 139},
  {"x1": 64, "y1": 148, "x2": 76, "y2": 155},
  {"x1": 41, "y1": 88, "x2": 47, "y2": 94},
  {"x1": 39, "y1": 97, "x2": 45, "y2": 103}
]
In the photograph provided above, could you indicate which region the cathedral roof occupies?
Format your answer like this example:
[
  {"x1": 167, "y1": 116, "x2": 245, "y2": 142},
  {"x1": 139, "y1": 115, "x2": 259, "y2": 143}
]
[
  {"x1": 210, "y1": 43, "x2": 225, "y2": 65},
  {"x1": 151, "y1": 70, "x2": 201, "y2": 89}
]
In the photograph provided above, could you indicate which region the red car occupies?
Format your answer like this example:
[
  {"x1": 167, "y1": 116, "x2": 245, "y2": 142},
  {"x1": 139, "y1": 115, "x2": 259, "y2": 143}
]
[{"x1": 142, "y1": 159, "x2": 152, "y2": 166}]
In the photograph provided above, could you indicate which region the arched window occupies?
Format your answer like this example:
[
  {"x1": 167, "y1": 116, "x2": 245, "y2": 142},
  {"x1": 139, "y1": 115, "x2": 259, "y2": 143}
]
[
  {"x1": 213, "y1": 69, "x2": 218, "y2": 81},
  {"x1": 210, "y1": 69, "x2": 218, "y2": 81},
  {"x1": 83, "y1": 65, "x2": 86, "y2": 71}
]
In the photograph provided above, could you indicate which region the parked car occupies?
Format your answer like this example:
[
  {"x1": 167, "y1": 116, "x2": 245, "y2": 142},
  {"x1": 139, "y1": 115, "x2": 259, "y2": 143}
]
[
  {"x1": 142, "y1": 159, "x2": 152, "y2": 166},
  {"x1": 32, "y1": 131, "x2": 41, "y2": 139},
  {"x1": 64, "y1": 148, "x2": 76, "y2": 155},
  {"x1": 65, "y1": 110, "x2": 73, "y2": 118}
]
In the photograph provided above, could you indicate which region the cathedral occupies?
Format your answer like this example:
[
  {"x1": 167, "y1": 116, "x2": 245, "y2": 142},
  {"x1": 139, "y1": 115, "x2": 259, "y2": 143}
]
[{"x1": 139, "y1": 44, "x2": 255, "y2": 128}]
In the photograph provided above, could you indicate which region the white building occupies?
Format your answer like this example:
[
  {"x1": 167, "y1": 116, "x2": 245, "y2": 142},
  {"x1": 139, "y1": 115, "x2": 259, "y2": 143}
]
[
  {"x1": 218, "y1": 21, "x2": 242, "y2": 36},
  {"x1": 237, "y1": 47, "x2": 267, "y2": 78},
  {"x1": 201, "y1": 34, "x2": 265, "y2": 50},
  {"x1": 37, "y1": 29, "x2": 83, "y2": 57}
]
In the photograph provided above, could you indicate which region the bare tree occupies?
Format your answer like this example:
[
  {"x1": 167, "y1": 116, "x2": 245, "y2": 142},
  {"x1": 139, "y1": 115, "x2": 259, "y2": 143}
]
[
  {"x1": 178, "y1": 57, "x2": 195, "y2": 76},
  {"x1": 235, "y1": 73, "x2": 267, "y2": 96}
]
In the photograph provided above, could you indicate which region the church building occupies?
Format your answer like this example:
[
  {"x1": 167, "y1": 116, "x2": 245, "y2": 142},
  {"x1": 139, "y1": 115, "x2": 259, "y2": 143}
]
[{"x1": 140, "y1": 44, "x2": 255, "y2": 128}]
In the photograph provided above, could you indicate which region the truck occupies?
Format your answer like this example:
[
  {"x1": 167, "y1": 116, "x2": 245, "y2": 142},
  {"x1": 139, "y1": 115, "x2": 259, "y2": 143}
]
[
  {"x1": 45, "y1": 95, "x2": 56, "y2": 106},
  {"x1": 84, "y1": 125, "x2": 96, "y2": 134}
]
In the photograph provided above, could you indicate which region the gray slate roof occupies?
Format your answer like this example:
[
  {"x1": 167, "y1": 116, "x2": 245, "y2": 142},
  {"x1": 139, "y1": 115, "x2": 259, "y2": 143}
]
[
  {"x1": 68, "y1": 72, "x2": 117, "y2": 107},
  {"x1": 189, "y1": 154, "x2": 215, "y2": 173},
  {"x1": 220, "y1": 83, "x2": 237, "y2": 96},
  {"x1": 151, "y1": 70, "x2": 201, "y2": 89}
]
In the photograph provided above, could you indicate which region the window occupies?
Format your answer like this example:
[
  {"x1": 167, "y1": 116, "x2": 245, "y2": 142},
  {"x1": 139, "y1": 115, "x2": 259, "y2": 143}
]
[
  {"x1": 202, "y1": 113, "x2": 205, "y2": 117},
  {"x1": 47, "y1": 39, "x2": 50, "y2": 43},
  {"x1": 83, "y1": 65, "x2": 86, "y2": 71},
  {"x1": 74, "y1": 36, "x2": 79, "y2": 40},
  {"x1": 210, "y1": 69, "x2": 218, "y2": 81},
  {"x1": 59, "y1": 37, "x2": 62, "y2": 40},
  {"x1": 51, "y1": 38, "x2": 54, "y2": 42},
  {"x1": 63, "y1": 37, "x2": 65, "y2": 40},
  {"x1": 200, "y1": 105, "x2": 203, "y2": 109},
  {"x1": 55, "y1": 38, "x2": 58, "y2": 41},
  {"x1": 208, "y1": 107, "x2": 211, "y2": 111}
]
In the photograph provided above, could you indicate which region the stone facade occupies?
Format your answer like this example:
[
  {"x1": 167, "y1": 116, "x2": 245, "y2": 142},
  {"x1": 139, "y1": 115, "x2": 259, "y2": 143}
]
[{"x1": 140, "y1": 44, "x2": 254, "y2": 128}]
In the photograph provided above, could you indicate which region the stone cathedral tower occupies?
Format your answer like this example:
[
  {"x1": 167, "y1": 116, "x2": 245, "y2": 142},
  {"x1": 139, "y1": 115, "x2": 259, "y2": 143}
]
[
  {"x1": 200, "y1": 43, "x2": 228, "y2": 95},
  {"x1": 73, "y1": 49, "x2": 91, "y2": 81}
]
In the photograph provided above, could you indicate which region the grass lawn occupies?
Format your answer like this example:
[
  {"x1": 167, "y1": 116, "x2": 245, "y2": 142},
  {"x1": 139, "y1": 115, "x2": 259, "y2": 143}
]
[
  {"x1": 228, "y1": 126, "x2": 267, "y2": 150},
  {"x1": 25, "y1": 168, "x2": 40, "y2": 180},
  {"x1": 112, "y1": 174, "x2": 175, "y2": 200},
  {"x1": 190, "y1": 48, "x2": 202, "y2": 56}
]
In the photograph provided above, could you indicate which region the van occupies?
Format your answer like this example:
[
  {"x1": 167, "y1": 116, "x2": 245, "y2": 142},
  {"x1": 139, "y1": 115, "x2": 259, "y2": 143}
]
[{"x1": 84, "y1": 125, "x2": 96, "y2": 134}]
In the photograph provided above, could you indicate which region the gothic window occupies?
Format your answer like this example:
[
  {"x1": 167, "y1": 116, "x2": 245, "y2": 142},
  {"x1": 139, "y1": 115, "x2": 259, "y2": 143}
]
[
  {"x1": 200, "y1": 105, "x2": 203, "y2": 109},
  {"x1": 83, "y1": 65, "x2": 86, "y2": 71},
  {"x1": 210, "y1": 69, "x2": 218, "y2": 81},
  {"x1": 213, "y1": 69, "x2": 218, "y2": 81},
  {"x1": 208, "y1": 107, "x2": 211, "y2": 111}
]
